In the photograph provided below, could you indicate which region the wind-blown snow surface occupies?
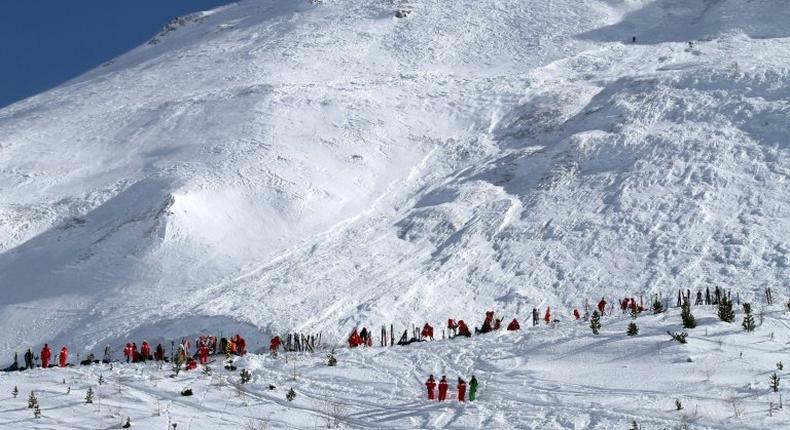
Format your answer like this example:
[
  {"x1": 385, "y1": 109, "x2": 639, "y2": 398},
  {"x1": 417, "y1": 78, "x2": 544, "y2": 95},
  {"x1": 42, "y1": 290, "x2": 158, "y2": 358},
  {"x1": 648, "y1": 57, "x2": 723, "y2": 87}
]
[{"x1": 1, "y1": 0, "x2": 789, "y2": 363}]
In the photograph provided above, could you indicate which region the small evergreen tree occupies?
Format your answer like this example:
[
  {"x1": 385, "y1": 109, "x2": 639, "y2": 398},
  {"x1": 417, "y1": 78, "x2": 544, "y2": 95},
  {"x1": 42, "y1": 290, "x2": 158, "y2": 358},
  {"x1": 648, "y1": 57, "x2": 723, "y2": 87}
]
[
  {"x1": 98, "y1": 374, "x2": 104, "y2": 385},
  {"x1": 85, "y1": 387, "x2": 94, "y2": 404},
  {"x1": 667, "y1": 331, "x2": 688, "y2": 344},
  {"x1": 742, "y1": 303, "x2": 756, "y2": 332},
  {"x1": 675, "y1": 399, "x2": 683, "y2": 410},
  {"x1": 590, "y1": 310, "x2": 602, "y2": 335},
  {"x1": 33, "y1": 404, "x2": 41, "y2": 419},
  {"x1": 629, "y1": 419, "x2": 640, "y2": 430},
  {"x1": 240, "y1": 369, "x2": 252, "y2": 384},
  {"x1": 12, "y1": 385, "x2": 18, "y2": 399},
  {"x1": 717, "y1": 295, "x2": 735, "y2": 323},
  {"x1": 770, "y1": 373, "x2": 780, "y2": 392},
  {"x1": 627, "y1": 322, "x2": 639, "y2": 336},
  {"x1": 327, "y1": 349, "x2": 337, "y2": 367},
  {"x1": 653, "y1": 296, "x2": 664, "y2": 314},
  {"x1": 286, "y1": 388, "x2": 296, "y2": 402},
  {"x1": 28, "y1": 391, "x2": 38, "y2": 409},
  {"x1": 66, "y1": 386, "x2": 70, "y2": 395},
  {"x1": 681, "y1": 298, "x2": 696, "y2": 329},
  {"x1": 778, "y1": 361, "x2": 784, "y2": 371}
]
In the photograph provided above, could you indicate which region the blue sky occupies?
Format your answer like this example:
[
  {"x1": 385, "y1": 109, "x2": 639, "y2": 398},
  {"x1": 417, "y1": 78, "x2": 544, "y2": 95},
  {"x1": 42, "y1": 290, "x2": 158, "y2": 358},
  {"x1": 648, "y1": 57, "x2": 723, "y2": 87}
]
[{"x1": 0, "y1": 0, "x2": 236, "y2": 108}]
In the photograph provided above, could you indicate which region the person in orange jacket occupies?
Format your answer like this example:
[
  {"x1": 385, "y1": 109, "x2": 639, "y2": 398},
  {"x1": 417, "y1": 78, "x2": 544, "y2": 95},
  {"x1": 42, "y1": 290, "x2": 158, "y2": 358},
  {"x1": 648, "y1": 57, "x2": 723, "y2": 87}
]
[
  {"x1": 597, "y1": 297, "x2": 607, "y2": 315},
  {"x1": 447, "y1": 319, "x2": 457, "y2": 337},
  {"x1": 198, "y1": 344, "x2": 210, "y2": 365},
  {"x1": 456, "y1": 320, "x2": 471, "y2": 337},
  {"x1": 544, "y1": 307, "x2": 551, "y2": 324},
  {"x1": 628, "y1": 298, "x2": 638, "y2": 315},
  {"x1": 506, "y1": 318, "x2": 520, "y2": 331},
  {"x1": 348, "y1": 329, "x2": 362, "y2": 348},
  {"x1": 41, "y1": 344, "x2": 52, "y2": 368},
  {"x1": 425, "y1": 374, "x2": 437, "y2": 400},
  {"x1": 140, "y1": 341, "x2": 151, "y2": 362},
  {"x1": 235, "y1": 335, "x2": 247, "y2": 356},
  {"x1": 58, "y1": 346, "x2": 68, "y2": 367},
  {"x1": 270, "y1": 336, "x2": 281, "y2": 353},
  {"x1": 480, "y1": 311, "x2": 495, "y2": 333},
  {"x1": 457, "y1": 378, "x2": 467, "y2": 402},
  {"x1": 438, "y1": 375, "x2": 449, "y2": 401},
  {"x1": 421, "y1": 323, "x2": 434, "y2": 340},
  {"x1": 122, "y1": 343, "x2": 129, "y2": 363}
]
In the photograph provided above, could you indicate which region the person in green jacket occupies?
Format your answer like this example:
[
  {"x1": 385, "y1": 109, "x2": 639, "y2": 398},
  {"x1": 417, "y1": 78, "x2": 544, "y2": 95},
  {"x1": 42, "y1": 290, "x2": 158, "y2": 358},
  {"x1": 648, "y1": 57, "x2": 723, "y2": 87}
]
[{"x1": 469, "y1": 375, "x2": 479, "y2": 401}]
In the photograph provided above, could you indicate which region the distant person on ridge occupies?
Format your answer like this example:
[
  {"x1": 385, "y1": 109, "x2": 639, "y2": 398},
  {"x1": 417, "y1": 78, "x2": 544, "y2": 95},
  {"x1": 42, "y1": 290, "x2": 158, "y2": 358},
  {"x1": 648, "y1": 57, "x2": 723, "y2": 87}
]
[
  {"x1": 270, "y1": 336, "x2": 281, "y2": 354},
  {"x1": 597, "y1": 298, "x2": 607, "y2": 315},
  {"x1": 24, "y1": 348, "x2": 35, "y2": 370},
  {"x1": 234, "y1": 334, "x2": 247, "y2": 355},
  {"x1": 140, "y1": 341, "x2": 151, "y2": 362},
  {"x1": 58, "y1": 346, "x2": 68, "y2": 367},
  {"x1": 348, "y1": 329, "x2": 362, "y2": 348},
  {"x1": 421, "y1": 323, "x2": 434, "y2": 340},
  {"x1": 123, "y1": 343, "x2": 133, "y2": 363},
  {"x1": 456, "y1": 320, "x2": 471, "y2": 337},
  {"x1": 155, "y1": 344, "x2": 165, "y2": 361},
  {"x1": 198, "y1": 344, "x2": 210, "y2": 364},
  {"x1": 448, "y1": 319, "x2": 457, "y2": 337},
  {"x1": 532, "y1": 308, "x2": 539, "y2": 326},
  {"x1": 41, "y1": 344, "x2": 52, "y2": 369},
  {"x1": 477, "y1": 311, "x2": 494, "y2": 334}
]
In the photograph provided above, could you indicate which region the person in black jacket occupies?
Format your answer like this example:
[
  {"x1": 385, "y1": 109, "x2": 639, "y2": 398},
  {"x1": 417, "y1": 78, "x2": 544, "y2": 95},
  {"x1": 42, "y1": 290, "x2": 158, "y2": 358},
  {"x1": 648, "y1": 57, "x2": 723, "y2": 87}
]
[{"x1": 24, "y1": 348, "x2": 35, "y2": 370}]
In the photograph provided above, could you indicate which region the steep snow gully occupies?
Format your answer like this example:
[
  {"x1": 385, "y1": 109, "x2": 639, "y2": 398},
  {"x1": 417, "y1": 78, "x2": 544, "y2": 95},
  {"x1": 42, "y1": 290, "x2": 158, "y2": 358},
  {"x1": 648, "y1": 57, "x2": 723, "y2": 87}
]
[{"x1": 0, "y1": 0, "x2": 789, "y2": 359}]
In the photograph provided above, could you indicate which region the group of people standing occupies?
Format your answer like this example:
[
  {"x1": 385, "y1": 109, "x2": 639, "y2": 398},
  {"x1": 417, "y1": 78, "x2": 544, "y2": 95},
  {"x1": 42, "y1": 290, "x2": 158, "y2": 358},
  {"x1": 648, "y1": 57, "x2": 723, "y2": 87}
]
[
  {"x1": 5, "y1": 333, "x2": 250, "y2": 373},
  {"x1": 18, "y1": 344, "x2": 69, "y2": 370},
  {"x1": 425, "y1": 375, "x2": 479, "y2": 402},
  {"x1": 347, "y1": 328, "x2": 374, "y2": 348},
  {"x1": 349, "y1": 311, "x2": 522, "y2": 349}
]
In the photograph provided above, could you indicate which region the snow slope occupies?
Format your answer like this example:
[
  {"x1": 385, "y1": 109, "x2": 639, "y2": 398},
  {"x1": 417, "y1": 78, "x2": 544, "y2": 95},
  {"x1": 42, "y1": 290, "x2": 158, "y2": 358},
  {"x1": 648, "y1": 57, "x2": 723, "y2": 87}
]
[
  {"x1": 1, "y1": 306, "x2": 789, "y2": 429},
  {"x1": 1, "y1": 0, "x2": 789, "y2": 360}
]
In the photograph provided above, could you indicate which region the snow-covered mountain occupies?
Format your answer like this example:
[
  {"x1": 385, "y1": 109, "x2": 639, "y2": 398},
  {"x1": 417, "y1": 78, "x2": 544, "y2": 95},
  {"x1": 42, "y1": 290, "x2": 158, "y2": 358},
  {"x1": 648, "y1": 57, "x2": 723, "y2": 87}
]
[{"x1": 1, "y1": 0, "x2": 789, "y2": 357}]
